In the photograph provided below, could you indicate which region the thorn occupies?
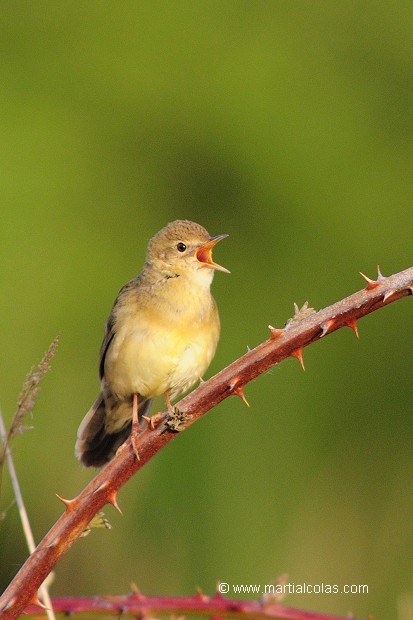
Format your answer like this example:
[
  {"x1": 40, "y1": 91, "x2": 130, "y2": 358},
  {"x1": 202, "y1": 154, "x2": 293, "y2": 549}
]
[
  {"x1": 107, "y1": 491, "x2": 122, "y2": 514},
  {"x1": 291, "y1": 348, "x2": 305, "y2": 371},
  {"x1": 377, "y1": 265, "x2": 386, "y2": 281},
  {"x1": 268, "y1": 325, "x2": 283, "y2": 339},
  {"x1": 130, "y1": 582, "x2": 145, "y2": 599},
  {"x1": 94, "y1": 480, "x2": 110, "y2": 496},
  {"x1": 130, "y1": 581, "x2": 139, "y2": 594},
  {"x1": 383, "y1": 289, "x2": 397, "y2": 303},
  {"x1": 360, "y1": 272, "x2": 380, "y2": 290},
  {"x1": 262, "y1": 573, "x2": 289, "y2": 606},
  {"x1": 320, "y1": 319, "x2": 335, "y2": 337},
  {"x1": 56, "y1": 494, "x2": 76, "y2": 510},
  {"x1": 29, "y1": 595, "x2": 47, "y2": 609},
  {"x1": 346, "y1": 318, "x2": 359, "y2": 338},
  {"x1": 233, "y1": 384, "x2": 250, "y2": 407},
  {"x1": 195, "y1": 587, "x2": 209, "y2": 602},
  {"x1": 214, "y1": 583, "x2": 226, "y2": 599}
]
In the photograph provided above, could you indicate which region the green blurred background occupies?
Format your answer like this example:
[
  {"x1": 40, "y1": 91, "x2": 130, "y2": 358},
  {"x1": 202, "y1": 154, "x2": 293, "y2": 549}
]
[{"x1": 1, "y1": 2, "x2": 412, "y2": 619}]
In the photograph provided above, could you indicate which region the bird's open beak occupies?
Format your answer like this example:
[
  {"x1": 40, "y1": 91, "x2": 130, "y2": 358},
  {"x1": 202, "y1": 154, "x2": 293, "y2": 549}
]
[{"x1": 195, "y1": 234, "x2": 230, "y2": 273}]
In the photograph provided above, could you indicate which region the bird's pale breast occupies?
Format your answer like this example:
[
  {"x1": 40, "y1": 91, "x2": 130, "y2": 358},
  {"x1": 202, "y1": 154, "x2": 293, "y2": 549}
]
[{"x1": 103, "y1": 279, "x2": 220, "y2": 400}]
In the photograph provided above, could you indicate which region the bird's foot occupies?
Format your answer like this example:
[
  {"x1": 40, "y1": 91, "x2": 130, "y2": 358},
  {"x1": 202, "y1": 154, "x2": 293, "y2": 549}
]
[
  {"x1": 142, "y1": 412, "x2": 164, "y2": 430},
  {"x1": 164, "y1": 406, "x2": 193, "y2": 432},
  {"x1": 130, "y1": 424, "x2": 142, "y2": 461}
]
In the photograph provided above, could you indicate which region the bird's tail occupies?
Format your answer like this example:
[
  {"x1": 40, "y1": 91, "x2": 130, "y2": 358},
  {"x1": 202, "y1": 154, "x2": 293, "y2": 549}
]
[{"x1": 75, "y1": 393, "x2": 151, "y2": 467}]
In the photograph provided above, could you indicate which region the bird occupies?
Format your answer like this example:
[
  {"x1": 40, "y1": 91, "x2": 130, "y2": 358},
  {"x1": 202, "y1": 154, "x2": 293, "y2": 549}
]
[{"x1": 75, "y1": 219, "x2": 229, "y2": 467}]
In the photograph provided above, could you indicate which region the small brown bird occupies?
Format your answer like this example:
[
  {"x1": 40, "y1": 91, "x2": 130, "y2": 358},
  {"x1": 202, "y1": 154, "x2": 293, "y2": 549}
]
[{"x1": 75, "y1": 220, "x2": 229, "y2": 467}]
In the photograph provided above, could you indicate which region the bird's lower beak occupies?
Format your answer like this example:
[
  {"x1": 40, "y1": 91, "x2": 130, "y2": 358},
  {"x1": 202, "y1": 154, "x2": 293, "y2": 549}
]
[{"x1": 195, "y1": 234, "x2": 230, "y2": 273}]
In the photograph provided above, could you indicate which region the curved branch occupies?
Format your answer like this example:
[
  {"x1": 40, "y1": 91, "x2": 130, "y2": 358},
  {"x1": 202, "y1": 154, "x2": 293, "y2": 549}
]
[
  {"x1": 1, "y1": 265, "x2": 412, "y2": 619},
  {"x1": 24, "y1": 592, "x2": 352, "y2": 620}
]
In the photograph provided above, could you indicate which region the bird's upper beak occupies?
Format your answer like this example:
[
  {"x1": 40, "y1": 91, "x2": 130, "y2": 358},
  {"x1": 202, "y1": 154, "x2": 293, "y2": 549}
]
[{"x1": 195, "y1": 234, "x2": 230, "y2": 273}]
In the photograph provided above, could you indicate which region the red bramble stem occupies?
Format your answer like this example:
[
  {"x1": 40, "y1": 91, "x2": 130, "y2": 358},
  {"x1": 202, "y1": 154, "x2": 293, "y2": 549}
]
[{"x1": 24, "y1": 591, "x2": 353, "y2": 619}]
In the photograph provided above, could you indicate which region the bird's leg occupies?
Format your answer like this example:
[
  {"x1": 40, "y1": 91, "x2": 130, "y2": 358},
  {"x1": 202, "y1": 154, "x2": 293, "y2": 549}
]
[
  {"x1": 130, "y1": 392, "x2": 141, "y2": 460},
  {"x1": 142, "y1": 390, "x2": 173, "y2": 430},
  {"x1": 142, "y1": 392, "x2": 192, "y2": 433},
  {"x1": 164, "y1": 390, "x2": 175, "y2": 415}
]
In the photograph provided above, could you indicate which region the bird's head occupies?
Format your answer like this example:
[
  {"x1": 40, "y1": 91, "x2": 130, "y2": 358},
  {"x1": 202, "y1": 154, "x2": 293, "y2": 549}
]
[{"x1": 147, "y1": 220, "x2": 229, "y2": 282}]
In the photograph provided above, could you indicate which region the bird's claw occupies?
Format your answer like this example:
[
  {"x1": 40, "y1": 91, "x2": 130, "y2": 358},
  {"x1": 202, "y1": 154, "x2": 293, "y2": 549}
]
[
  {"x1": 130, "y1": 431, "x2": 141, "y2": 461},
  {"x1": 142, "y1": 413, "x2": 164, "y2": 430}
]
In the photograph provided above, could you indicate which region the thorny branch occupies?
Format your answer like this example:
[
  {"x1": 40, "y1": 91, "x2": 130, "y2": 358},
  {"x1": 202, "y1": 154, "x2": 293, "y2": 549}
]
[
  {"x1": 1, "y1": 266, "x2": 412, "y2": 619},
  {"x1": 23, "y1": 591, "x2": 352, "y2": 619}
]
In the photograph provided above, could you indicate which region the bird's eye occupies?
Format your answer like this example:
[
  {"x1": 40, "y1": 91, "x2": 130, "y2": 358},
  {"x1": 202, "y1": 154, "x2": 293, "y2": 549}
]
[{"x1": 176, "y1": 242, "x2": 187, "y2": 253}]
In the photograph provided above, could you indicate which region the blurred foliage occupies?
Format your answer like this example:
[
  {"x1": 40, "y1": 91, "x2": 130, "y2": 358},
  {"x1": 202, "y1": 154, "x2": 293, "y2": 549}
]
[{"x1": 1, "y1": 2, "x2": 412, "y2": 619}]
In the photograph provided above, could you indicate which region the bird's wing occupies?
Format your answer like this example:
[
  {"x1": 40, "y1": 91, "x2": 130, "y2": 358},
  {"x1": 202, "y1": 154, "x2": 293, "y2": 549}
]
[
  {"x1": 98, "y1": 311, "x2": 116, "y2": 381},
  {"x1": 98, "y1": 277, "x2": 142, "y2": 381}
]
